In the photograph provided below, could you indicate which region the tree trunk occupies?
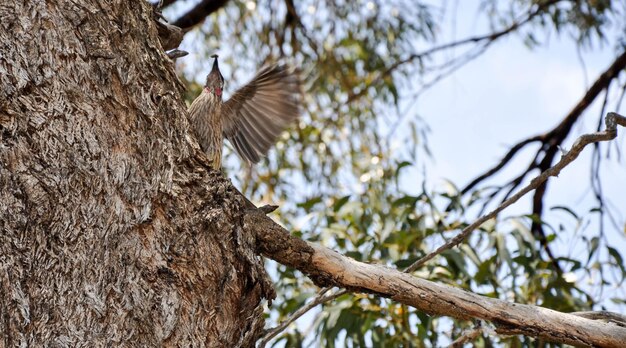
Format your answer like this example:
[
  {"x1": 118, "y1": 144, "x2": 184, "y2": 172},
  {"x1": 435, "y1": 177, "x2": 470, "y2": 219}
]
[{"x1": 0, "y1": 1, "x2": 272, "y2": 346}]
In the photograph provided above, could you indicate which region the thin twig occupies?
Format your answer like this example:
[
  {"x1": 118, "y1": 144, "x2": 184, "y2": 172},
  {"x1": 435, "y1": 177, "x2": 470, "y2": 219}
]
[
  {"x1": 404, "y1": 113, "x2": 625, "y2": 272},
  {"x1": 449, "y1": 324, "x2": 484, "y2": 347},
  {"x1": 454, "y1": 49, "x2": 626, "y2": 273},
  {"x1": 591, "y1": 89, "x2": 611, "y2": 239},
  {"x1": 387, "y1": 42, "x2": 491, "y2": 139},
  {"x1": 345, "y1": 0, "x2": 564, "y2": 105},
  {"x1": 258, "y1": 288, "x2": 347, "y2": 347},
  {"x1": 461, "y1": 50, "x2": 626, "y2": 196}
]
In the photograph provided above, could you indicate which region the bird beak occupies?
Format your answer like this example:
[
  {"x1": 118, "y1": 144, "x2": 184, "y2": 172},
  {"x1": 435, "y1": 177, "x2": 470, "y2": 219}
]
[{"x1": 211, "y1": 54, "x2": 219, "y2": 72}]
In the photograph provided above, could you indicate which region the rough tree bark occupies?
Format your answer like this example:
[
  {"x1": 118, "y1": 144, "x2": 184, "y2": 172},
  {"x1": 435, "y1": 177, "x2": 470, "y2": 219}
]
[{"x1": 0, "y1": 1, "x2": 273, "y2": 346}]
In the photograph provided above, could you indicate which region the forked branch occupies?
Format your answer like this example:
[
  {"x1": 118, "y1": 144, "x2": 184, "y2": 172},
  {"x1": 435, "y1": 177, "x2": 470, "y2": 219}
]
[
  {"x1": 405, "y1": 113, "x2": 624, "y2": 272},
  {"x1": 252, "y1": 113, "x2": 626, "y2": 347}
]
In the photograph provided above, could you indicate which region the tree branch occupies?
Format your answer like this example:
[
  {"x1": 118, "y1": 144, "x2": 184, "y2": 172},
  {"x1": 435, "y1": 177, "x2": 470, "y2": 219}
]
[
  {"x1": 450, "y1": 324, "x2": 484, "y2": 347},
  {"x1": 247, "y1": 202, "x2": 626, "y2": 346},
  {"x1": 258, "y1": 287, "x2": 347, "y2": 347},
  {"x1": 461, "y1": 136, "x2": 542, "y2": 196},
  {"x1": 346, "y1": 0, "x2": 565, "y2": 105},
  {"x1": 171, "y1": 0, "x2": 230, "y2": 29},
  {"x1": 456, "y1": 49, "x2": 626, "y2": 276},
  {"x1": 249, "y1": 113, "x2": 626, "y2": 347},
  {"x1": 462, "y1": 49, "x2": 626, "y2": 196},
  {"x1": 406, "y1": 113, "x2": 623, "y2": 272}
]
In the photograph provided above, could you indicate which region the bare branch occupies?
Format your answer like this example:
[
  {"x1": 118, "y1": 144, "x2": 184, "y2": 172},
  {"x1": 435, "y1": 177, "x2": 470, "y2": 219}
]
[
  {"x1": 346, "y1": 0, "x2": 565, "y2": 105},
  {"x1": 254, "y1": 235, "x2": 626, "y2": 346},
  {"x1": 404, "y1": 113, "x2": 623, "y2": 272},
  {"x1": 155, "y1": 20, "x2": 184, "y2": 51},
  {"x1": 258, "y1": 287, "x2": 347, "y2": 347},
  {"x1": 249, "y1": 113, "x2": 626, "y2": 347},
  {"x1": 256, "y1": 113, "x2": 626, "y2": 344},
  {"x1": 172, "y1": 0, "x2": 230, "y2": 30},
  {"x1": 462, "y1": 49, "x2": 626, "y2": 196},
  {"x1": 455, "y1": 50, "x2": 626, "y2": 275},
  {"x1": 610, "y1": 111, "x2": 626, "y2": 127},
  {"x1": 461, "y1": 136, "x2": 542, "y2": 195},
  {"x1": 449, "y1": 324, "x2": 484, "y2": 347}
]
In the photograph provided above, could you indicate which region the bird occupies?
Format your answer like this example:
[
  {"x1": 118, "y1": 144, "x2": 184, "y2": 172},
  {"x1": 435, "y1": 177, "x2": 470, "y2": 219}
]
[{"x1": 187, "y1": 54, "x2": 301, "y2": 170}]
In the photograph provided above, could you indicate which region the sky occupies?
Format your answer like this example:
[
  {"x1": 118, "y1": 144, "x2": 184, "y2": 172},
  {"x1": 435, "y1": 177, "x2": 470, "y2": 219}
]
[{"x1": 414, "y1": 27, "x2": 626, "y2": 217}]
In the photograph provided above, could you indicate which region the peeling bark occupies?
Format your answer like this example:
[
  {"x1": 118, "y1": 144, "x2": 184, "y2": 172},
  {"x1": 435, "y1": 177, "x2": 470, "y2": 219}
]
[{"x1": 0, "y1": 1, "x2": 272, "y2": 346}]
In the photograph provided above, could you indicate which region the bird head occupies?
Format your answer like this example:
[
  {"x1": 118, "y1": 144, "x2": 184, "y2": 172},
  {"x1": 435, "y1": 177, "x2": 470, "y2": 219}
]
[{"x1": 205, "y1": 54, "x2": 224, "y2": 97}]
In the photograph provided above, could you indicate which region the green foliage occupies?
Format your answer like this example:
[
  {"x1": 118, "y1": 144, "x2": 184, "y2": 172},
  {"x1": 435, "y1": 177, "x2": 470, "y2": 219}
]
[
  {"x1": 480, "y1": 0, "x2": 620, "y2": 48},
  {"x1": 169, "y1": 0, "x2": 626, "y2": 345}
]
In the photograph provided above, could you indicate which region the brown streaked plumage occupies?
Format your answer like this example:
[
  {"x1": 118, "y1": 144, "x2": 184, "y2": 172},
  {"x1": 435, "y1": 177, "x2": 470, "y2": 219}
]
[{"x1": 188, "y1": 55, "x2": 301, "y2": 169}]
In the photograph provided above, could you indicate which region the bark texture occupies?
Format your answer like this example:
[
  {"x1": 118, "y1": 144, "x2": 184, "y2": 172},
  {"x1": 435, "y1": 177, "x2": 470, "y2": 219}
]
[{"x1": 0, "y1": 1, "x2": 272, "y2": 346}]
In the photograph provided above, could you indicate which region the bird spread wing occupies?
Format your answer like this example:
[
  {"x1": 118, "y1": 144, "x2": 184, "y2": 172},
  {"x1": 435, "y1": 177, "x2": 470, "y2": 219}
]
[{"x1": 221, "y1": 64, "x2": 301, "y2": 163}]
